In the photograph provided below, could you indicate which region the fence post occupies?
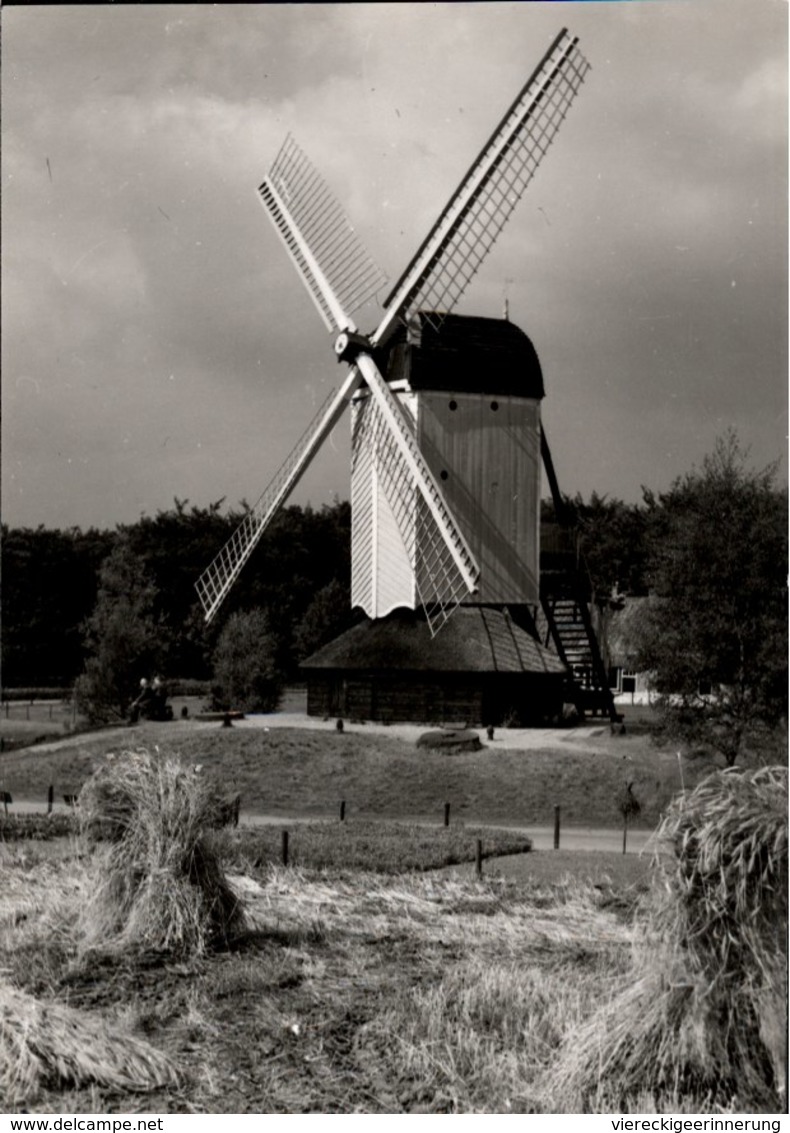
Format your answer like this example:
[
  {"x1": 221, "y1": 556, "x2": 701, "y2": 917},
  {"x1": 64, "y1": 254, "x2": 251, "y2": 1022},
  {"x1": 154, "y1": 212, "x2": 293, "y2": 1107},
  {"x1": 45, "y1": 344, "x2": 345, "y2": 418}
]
[
  {"x1": 475, "y1": 839, "x2": 483, "y2": 878},
  {"x1": 340, "y1": 800, "x2": 346, "y2": 822},
  {"x1": 47, "y1": 785, "x2": 54, "y2": 815},
  {"x1": 444, "y1": 802, "x2": 451, "y2": 827},
  {"x1": 281, "y1": 829, "x2": 289, "y2": 867},
  {"x1": 553, "y1": 805, "x2": 561, "y2": 850}
]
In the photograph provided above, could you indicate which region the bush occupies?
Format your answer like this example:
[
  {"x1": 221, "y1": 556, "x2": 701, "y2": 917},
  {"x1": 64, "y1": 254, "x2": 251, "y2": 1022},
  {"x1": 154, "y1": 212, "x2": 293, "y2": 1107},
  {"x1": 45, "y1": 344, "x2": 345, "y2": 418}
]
[
  {"x1": 166, "y1": 678, "x2": 211, "y2": 698},
  {"x1": 211, "y1": 609, "x2": 282, "y2": 712},
  {"x1": 75, "y1": 541, "x2": 167, "y2": 724}
]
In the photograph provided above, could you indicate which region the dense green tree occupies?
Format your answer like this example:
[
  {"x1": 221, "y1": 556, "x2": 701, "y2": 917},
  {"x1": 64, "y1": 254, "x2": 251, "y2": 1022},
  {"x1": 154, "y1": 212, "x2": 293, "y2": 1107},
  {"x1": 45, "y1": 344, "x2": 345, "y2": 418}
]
[
  {"x1": 123, "y1": 497, "x2": 352, "y2": 680},
  {"x1": 292, "y1": 578, "x2": 355, "y2": 663},
  {"x1": 210, "y1": 608, "x2": 282, "y2": 712},
  {"x1": 121, "y1": 497, "x2": 236, "y2": 679},
  {"x1": 75, "y1": 538, "x2": 166, "y2": 722},
  {"x1": 541, "y1": 493, "x2": 650, "y2": 597},
  {"x1": 215, "y1": 500, "x2": 352, "y2": 677},
  {"x1": 573, "y1": 493, "x2": 650, "y2": 598},
  {"x1": 1, "y1": 525, "x2": 114, "y2": 687},
  {"x1": 636, "y1": 432, "x2": 787, "y2": 765},
  {"x1": 1, "y1": 499, "x2": 352, "y2": 691}
]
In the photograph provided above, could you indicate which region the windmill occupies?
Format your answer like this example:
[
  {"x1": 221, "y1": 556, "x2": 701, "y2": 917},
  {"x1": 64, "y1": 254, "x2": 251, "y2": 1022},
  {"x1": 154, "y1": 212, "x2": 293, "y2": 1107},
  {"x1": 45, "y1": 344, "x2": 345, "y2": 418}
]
[{"x1": 196, "y1": 29, "x2": 617, "y2": 724}]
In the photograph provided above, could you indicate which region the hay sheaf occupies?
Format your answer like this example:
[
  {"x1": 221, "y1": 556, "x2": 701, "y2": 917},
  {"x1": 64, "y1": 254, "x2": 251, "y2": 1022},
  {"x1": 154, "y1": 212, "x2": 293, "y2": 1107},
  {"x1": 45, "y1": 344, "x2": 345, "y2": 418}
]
[
  {"x1": 546, "y1": 765, "x2": 787, "y2": 1111},
  {"x1": 0, "y1": 980, "x2": 179, "y2": 1105},
  {"x1": 77, "y1": 748, "x2": 245, "y2": 956}
]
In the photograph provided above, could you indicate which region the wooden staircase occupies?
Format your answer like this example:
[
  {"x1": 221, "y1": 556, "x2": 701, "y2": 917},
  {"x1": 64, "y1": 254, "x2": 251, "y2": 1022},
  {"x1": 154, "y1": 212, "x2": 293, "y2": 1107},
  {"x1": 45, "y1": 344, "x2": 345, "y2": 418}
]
[
  {"x1": 538, "y1": 524, "x2": 620, "y2": 722},
  {"x1": 537, "y1": 426, "x2": 620, "y2": 723}
]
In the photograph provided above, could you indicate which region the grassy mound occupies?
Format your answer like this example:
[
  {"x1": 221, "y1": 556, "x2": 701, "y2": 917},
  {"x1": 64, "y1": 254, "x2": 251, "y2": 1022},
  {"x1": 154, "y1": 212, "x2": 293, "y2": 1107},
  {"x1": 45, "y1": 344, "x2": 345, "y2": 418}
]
[
  {"x1": 0, "y1": 979, "x2": 179, "y2": 1106},
  {"x1": 547, "y1": 765, "x2": 787, "y2": 1111},
  {"x1": 77, "y1": 748, "x2": 245, "y2": 956},
  {"x1": 0, "y1": 722, "x2": 724, "y2": 829}
]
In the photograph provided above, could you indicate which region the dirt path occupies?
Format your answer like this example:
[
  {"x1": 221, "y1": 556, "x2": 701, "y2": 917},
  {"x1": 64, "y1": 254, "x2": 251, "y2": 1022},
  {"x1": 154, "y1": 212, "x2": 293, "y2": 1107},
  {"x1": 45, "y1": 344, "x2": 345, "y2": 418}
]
[
  {"x1": 6, "y1": 796, "x2": 656, "y2": 855},
  {"x1": 209, "y1": 711, "x2": 621, "y2": 754},
  {"x1": 3, "y1": 712, "x2": 623, "y2": 759}
]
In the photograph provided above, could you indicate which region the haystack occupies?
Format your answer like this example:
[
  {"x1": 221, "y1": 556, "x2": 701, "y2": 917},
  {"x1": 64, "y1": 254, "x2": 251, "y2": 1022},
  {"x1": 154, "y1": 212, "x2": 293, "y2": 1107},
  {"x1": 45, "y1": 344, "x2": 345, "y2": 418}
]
[
  {"x1": 78, "y1": 748, "x2": 245, "y2": 956},
  {"x1": 547, "y1": 765, "x2": 787, "y2": 1111},
  {"x1": 0, "y1": 979, "x2": 179, "y2": 1105}
]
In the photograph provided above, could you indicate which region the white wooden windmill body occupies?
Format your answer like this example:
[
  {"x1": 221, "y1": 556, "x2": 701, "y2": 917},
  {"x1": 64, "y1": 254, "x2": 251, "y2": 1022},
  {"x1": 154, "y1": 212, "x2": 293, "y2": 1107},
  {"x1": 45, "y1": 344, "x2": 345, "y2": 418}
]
[
  {"x1": 195, "y1": 29, "x2": 591, "y2": 647},
  {"x1": 350, "y1": 314, "x2": 545, "y2": 618}
]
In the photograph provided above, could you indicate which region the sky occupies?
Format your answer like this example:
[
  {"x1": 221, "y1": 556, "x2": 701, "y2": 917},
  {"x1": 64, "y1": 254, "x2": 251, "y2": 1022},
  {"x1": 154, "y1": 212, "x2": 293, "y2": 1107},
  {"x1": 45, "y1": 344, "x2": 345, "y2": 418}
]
[{"x1": 2, "y1": 1, "x2": 787, "y2": 531}]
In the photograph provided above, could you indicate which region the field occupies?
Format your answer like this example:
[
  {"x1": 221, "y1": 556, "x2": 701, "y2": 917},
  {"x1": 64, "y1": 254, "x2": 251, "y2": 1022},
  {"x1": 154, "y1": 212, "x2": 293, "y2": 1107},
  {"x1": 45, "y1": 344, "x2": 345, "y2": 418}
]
[
  {"x1": 1, "y1": 724, "x2": 783, "y2": 1114},
  {"x1": 2, "y1": 830, "x2": 655, "y2": 1114}
]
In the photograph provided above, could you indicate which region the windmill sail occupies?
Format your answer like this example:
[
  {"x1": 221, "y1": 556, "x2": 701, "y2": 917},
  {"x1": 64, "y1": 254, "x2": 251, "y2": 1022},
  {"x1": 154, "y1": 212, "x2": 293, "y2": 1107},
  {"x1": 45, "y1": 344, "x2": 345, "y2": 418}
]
[
  {"x1": 353, "y1": 391, "x2": 474, "y2": 635},
  {"x1": 381, "y1": 28, "x2": 590, "y2": 330},
  {"x1": 197, "y1": 29, "x2": 589, "y2": 630},
  {"x1": 260, "y1": 136, "x2": 388, "y2": 331},
  {"x1": 355, "y1": 352, "x2": 479, "y2": 597},
  {"x1": 195, "y1": 379, "x2": 355, "y2": 622},
  {"x1": 258, "y1": 145, "x2": 482, "y2": 629}
]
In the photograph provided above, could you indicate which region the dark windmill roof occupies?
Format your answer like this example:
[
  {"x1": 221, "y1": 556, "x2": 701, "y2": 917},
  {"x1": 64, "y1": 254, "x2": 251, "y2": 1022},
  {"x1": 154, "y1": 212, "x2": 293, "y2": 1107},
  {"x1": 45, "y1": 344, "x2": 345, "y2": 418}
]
[
  {"x1": 385, "y1": 312, "x2": 544, "y2": 400},
  {"x1": 301, "y1": 607, "x2": 566, "y2": 675}
]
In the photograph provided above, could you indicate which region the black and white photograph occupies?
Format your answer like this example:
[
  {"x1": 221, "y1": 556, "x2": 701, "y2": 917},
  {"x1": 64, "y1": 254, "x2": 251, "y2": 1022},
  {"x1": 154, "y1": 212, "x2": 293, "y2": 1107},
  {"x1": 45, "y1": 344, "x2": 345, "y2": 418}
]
[{"x1": 1, "y1": 2, "x2": 787, "y2": 1119}]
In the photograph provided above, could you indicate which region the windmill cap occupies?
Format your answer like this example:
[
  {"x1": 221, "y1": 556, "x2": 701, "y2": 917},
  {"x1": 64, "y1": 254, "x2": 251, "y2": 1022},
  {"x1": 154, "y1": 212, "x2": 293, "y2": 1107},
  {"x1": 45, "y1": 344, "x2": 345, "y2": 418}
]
[{"x1": 387, "y1": 312, "x2": 544, "y2": 400}]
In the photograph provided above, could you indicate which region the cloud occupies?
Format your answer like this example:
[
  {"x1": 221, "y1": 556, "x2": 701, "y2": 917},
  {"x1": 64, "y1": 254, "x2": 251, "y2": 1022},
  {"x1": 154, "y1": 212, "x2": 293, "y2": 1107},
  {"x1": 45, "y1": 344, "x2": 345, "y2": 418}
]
[{"x1": 2, "y1": 2, "x2": 786, "y2": 530}]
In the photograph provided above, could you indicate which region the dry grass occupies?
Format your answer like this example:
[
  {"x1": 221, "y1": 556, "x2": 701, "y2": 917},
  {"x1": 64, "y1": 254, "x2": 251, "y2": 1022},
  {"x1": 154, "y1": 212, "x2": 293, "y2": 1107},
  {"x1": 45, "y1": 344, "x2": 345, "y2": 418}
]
[
  {"x1": 355, "y1": 958, "x2": 611, "y2": 1112},
  {"x1": 238, "y1": 866, "x2": 631, "y2": 956},
  {"x1": 214, "y1": 866, "x2": 636, "y2": 1113},
  {"x1": 545, "y1": 765, "x2": 787, "y2": 1111},
  {"x1": 77, "y1": 748, "x2": 245, "y2": 956},
  {"x1": 0, "y1": 832, "x2": 640, "y2": 1113},
  {"x1": 1, "y1": 760, "x2": 782, "y2": 1113}
]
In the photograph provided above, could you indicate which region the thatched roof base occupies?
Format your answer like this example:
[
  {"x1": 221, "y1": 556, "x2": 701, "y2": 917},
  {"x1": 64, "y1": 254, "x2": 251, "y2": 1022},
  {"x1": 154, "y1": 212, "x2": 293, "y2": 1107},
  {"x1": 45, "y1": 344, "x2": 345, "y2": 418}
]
[
  {"x1": 302, "y1": 607, "x2": 567, "y2": 727},
  {"x1": 302, "y1": 606, "x2": 566, "y2": 676}
]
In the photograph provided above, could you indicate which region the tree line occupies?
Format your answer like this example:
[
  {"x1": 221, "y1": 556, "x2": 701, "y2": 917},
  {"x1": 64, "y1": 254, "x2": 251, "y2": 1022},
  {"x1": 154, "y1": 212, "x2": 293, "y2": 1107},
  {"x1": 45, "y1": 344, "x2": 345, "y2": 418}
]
[
  {"x1": 2, "y1": 498, "x2": 352, "y2": 691},
  {"x1": 2, "y1": 491, "x2": 651, "y2": 693},
  {"x1": 2, "y1": 432, "x2": 786, "y2": 764}
]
